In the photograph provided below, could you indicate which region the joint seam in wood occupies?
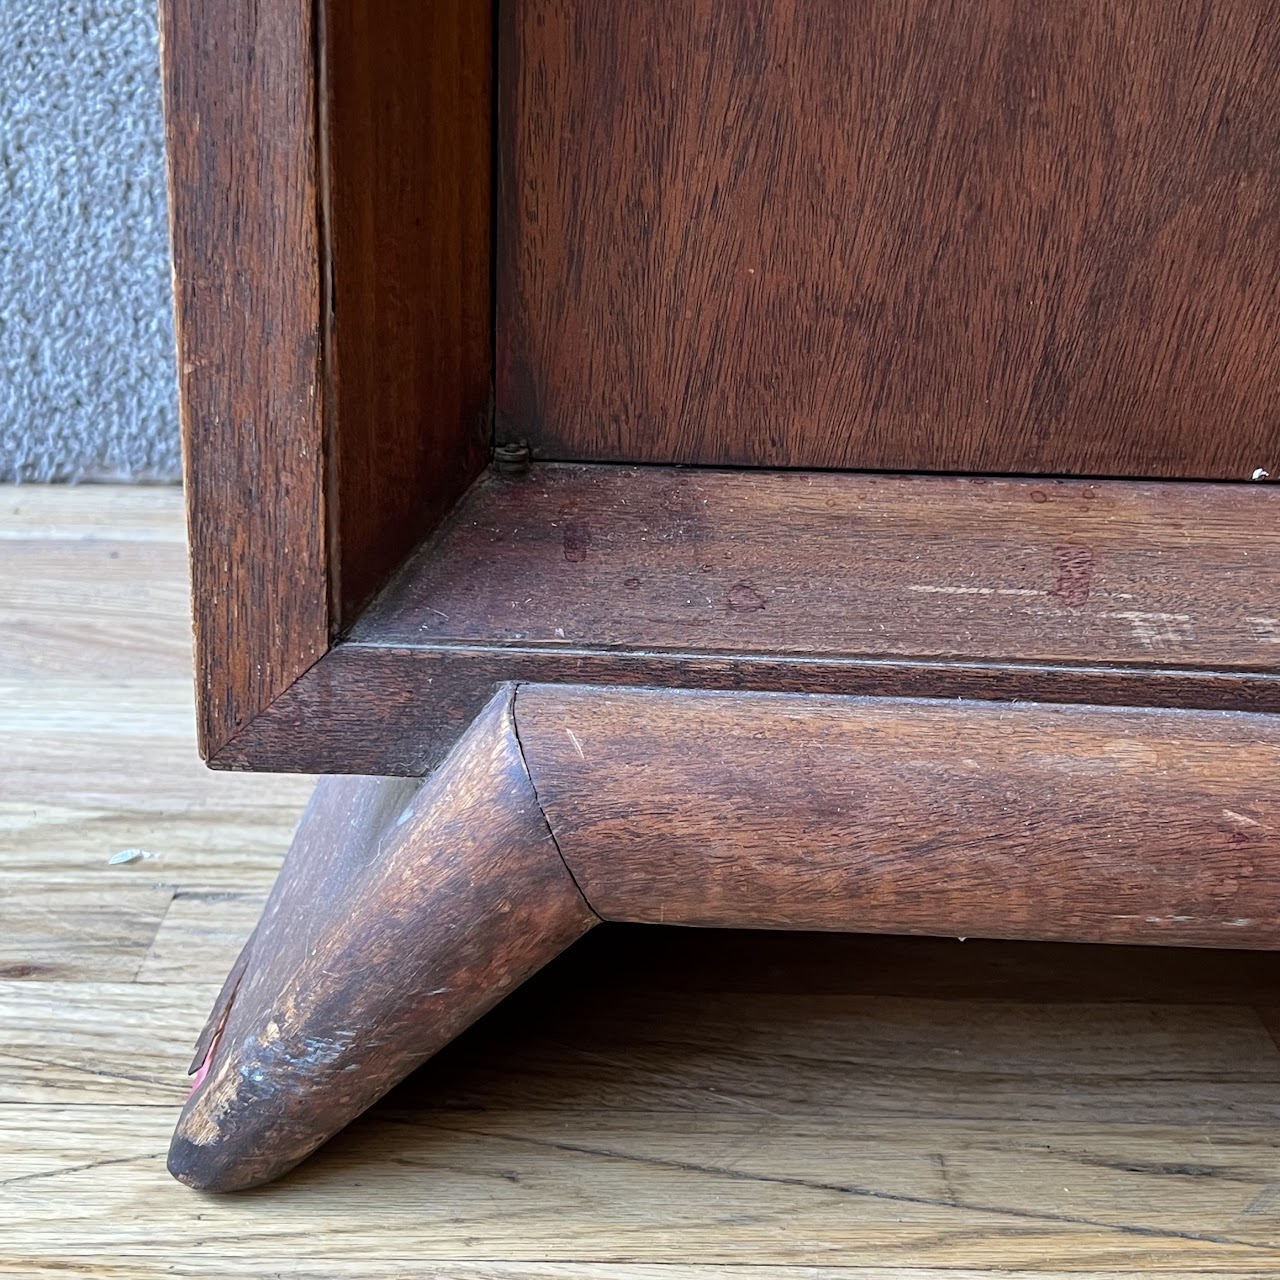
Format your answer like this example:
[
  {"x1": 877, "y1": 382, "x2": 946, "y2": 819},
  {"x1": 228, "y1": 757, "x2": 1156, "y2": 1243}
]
[{"x1": 511, "y1": 681, "x2": 604, "y2": 923}]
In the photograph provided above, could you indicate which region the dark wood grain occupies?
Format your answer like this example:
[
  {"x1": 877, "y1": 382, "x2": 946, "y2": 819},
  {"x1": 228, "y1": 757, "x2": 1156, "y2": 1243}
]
[
  {"x1": 161, "y1": 0, "x2": 497, "y2": 756},
  {"x1": 359, "y1": 465, "x2": 1280, "y2": 671},
  {"x1": 518, "y1": 684, "x2": 1280, "y2": 949},
  {"x1": 324, "y1": 0, "x2": 493, "y2": 621},
  {"x1": 214, "y1": 462, "x2": 1280, "y2": 773},
  {"x1": 168, "y1": 688, "x2": 597, "y2": 1192},
  {"x1": 214, "y1": 639, "x2": 1280, "y2": 776},
  {"x1": 160, "y1": 0, "x2": 330, "y2": 757},
  {"x1": 499, "y1": 0, "x2": 1280, "y2": 480}
]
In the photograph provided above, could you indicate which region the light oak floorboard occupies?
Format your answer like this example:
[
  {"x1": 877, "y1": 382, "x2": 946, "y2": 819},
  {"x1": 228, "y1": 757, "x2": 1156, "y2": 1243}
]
[{"x1": 135, "y1": 890, "x2": 267, "y2": 985}]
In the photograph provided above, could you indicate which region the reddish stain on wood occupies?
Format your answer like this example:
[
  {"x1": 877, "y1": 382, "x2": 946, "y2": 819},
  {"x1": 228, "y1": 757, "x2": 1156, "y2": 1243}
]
[
  {"x1": 727, "y1": 582, "x2": 765, "y2": 613},
  {"x1": 562, "y1": 521, "x2": 591, "y2": 563},
  {"x1": 1051, "y1": 545, "x2": 1095, "y2": 608}
]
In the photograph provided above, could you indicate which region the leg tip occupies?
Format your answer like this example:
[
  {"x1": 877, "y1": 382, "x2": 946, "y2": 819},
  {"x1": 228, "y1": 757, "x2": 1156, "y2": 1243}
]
[
  {"x1": 167, "y1": 1128, "x2": 274, "y2": 1193},
  {"x1": 166, "y1": 1131, "x2": 220, "y2": 1191}
]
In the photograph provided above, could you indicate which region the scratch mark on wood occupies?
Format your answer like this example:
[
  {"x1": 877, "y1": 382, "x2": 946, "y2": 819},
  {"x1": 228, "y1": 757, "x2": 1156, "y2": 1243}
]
[
  {"x1": 1247, "y1": 617, "x2": 1280, "y2": 643},
  {"x1": 909, "y1": 585, "x2": 1043, "y2": 597},
  {"x1": 1108, "y1": 611, "x2": 1195, "y2": 648}
]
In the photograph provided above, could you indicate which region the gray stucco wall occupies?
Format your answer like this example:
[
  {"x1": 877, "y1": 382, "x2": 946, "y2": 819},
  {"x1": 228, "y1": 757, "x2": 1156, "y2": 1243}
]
[{"x1": 1, "y1": 1, "x2": 180, "y2": 482}]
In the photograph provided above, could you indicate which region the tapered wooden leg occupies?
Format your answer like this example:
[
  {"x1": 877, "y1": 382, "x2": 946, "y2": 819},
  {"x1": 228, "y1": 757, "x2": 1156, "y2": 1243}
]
[
  {"x1": 168, "y1": 688, "x2": 597, "y2": 1192},
  {"x1": 177, "y1": 681, "x2": 1280, "y2": 1191}
]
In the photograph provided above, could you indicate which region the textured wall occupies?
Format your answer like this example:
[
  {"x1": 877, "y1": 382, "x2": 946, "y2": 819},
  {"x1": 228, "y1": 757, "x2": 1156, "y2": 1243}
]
[{"x1": 1, "y1": 2, "x2": 180, "y2": 482}]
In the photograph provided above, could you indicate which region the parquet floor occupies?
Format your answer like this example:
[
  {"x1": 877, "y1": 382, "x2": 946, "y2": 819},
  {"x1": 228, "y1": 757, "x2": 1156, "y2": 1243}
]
[{"x1": 3, "y1": 484, "x2": 1279, "y2": 1277}]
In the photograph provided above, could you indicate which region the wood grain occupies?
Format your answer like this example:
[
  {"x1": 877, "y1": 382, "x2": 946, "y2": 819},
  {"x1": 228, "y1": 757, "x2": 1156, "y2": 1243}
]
[
  {"x1": 499, "y1": 0, "x2": 1280, "y2": 480},
  {"x1": 14, "y1": 1267, "x2": 1277, "y2": 1280},
  {"x1": 397, "y1": 930, "x2": 1280, "y2": 1129},
  {"x1": 169, "y1": 689, "x2": 597, "y2": 1192},
  {"x1": 6, "y1": 476, "x2": 1280, "y2": 1276},
  {"x1": 0, "y1": 484, "x2": 188, "y2": 542},
  {"x1": 324, "y1": 0, "x2": 493, "y2": 621},
  {"x1": 362, "y1": 466, "x2": 1280, "y2": 670},
  {"x1": 12, "y1": 1106, "x2": 1280, "y2": 1271},
  {"x1": 135, "y1": 892, "x2": 269, "y2": 986},
  {"x1": 0, "y1": 880, "x2": 173, "y2": 983},
  {"x1": 518, "y1": 685, "x2": 1280, "y2": 948},
  {"x1": 217, "y1": 638, "x2": 1280, "y2": 776},
  {"x1": 0, "y1": 982, "x2": 219, "y2": 1105},
  {"x1": 160, "y1": 0, "x2": 330, "y2": 757},
  {"x1": 161, "y1": 0, "x2": 496, "y2": 754},
  {"x1": 0, "y1": 488, "x2": 309, "y2": 899},
  {"x1": 212, "y1": 462, "x2": 1280, "y2": 775},
  {"x1": 0, "y1": 542, "x2": 189, "y2": 680},
  {"x1": 0, "y1": 672, "x2": 309, "y2": 889},
  {"x1": 12, "y1": 476, "x2": 1280, "y2": 1271}
]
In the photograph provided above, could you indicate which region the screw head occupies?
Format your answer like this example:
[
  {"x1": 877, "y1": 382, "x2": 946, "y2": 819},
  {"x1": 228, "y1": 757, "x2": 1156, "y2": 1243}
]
[{"x1": 493, "y1": 441, "x2": 533, "y2": 475}]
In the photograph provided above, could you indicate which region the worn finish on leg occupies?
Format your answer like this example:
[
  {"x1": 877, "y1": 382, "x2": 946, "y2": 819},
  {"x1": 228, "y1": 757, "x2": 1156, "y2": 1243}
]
[
  {"x1": 516, "y1": 685, "x2": 1280, "y2": 949},
  {"x1": 172, "y1": 681, "x2": 1280, "y2": 1192},
  {"x1": 168, "y1": 688, "x2": 597, "y2": 1192}
]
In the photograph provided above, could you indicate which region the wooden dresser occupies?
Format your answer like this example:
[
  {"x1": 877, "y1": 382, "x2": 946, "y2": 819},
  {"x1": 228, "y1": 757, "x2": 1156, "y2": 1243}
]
[{"x1": 160, "y1": 0, "x2": 1280, "y2": 1190}]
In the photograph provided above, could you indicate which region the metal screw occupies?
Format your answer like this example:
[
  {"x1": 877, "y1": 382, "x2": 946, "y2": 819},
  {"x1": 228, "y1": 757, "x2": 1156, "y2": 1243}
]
[{"x1": 494, "y1": 440, "x2": 533, "y2": 476}]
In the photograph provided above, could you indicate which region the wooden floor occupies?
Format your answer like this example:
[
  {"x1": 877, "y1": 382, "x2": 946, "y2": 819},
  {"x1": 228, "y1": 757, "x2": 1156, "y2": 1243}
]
[{"x1": 3, "y1": 485, "x2": 1280, "y2": 1278}]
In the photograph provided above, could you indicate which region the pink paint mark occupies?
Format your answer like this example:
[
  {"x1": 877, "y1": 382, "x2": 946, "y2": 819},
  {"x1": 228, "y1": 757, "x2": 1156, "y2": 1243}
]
[{"x1": 187, "y1": 1029, "x2": 220, "y2": 1098}]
